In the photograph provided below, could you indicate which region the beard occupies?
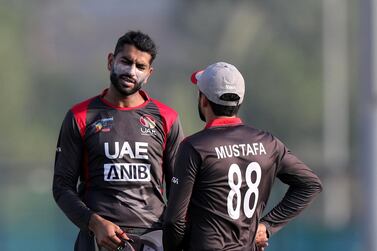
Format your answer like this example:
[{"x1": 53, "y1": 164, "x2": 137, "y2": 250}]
[
  {"x1": 110, "y1": 68, "x2": 144, "y2": 96},
  {"x1": 198, "y1": 103, "x2": 206, "y2": 122}
]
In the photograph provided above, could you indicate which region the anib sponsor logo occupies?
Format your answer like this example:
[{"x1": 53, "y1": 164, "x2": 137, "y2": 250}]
[
  {"x1": 104, "y1": 163, "x2": 151, "y2": 182},
  {"x1": 140, "y1": 115, "x2": 157, "y2": 135}
]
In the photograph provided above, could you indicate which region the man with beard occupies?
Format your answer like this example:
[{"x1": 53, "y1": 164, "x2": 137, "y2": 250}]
[
  {"x1": 53, "y1": 31, "x2": 184, "y2": 251},
  {"x1": 163, "y1": 62, "x2": 322, "y2": 251}
]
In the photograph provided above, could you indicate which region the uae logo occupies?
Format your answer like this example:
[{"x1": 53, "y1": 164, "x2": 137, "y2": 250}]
[
  {"x1": 139, "y1": 115, "x2": 157, "y2": 135},
  {"x1": 139, "y1": 115, "x2": 156, "y2": 129}
]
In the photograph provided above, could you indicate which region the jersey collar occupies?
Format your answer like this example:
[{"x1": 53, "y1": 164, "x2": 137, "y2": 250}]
[
  {"x1": 205, "y1": 117, "x2": 243, "y2": 129},
  {"x1": 99, "y1": 88, "x2": 150, "y2": 110}
]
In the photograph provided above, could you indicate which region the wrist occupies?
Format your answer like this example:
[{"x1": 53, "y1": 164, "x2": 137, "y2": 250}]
[
  {"x1": 88, "y1": 213, "x2": 103, "y2": 232},
  {"x1": 259, "y1": 222, "x2": 271, "y2": 238}
]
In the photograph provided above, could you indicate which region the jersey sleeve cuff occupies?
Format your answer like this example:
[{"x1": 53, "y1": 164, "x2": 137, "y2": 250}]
[{"x1": 81, "y1": 210, "x2": 95, "y2": 232}]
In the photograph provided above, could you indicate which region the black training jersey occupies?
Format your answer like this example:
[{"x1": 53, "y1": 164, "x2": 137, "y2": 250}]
[
  {"x1": 53, "y1": 89, "x2": 184, "y2": 231},
  {"x1": 163, "y1": 117, "x2": 322, "y2": 251}
]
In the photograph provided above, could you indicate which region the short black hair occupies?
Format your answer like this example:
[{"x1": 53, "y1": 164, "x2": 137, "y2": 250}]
[
  {"x1": 114, "y1": 31, "x2": 157, "y2": 63},
  {"x1": 200, "y1": 92, "x2": 241, "y2": 116}
]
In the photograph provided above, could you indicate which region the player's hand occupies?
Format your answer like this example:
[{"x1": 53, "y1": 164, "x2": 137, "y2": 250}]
[
  {"x1": 255, "y1": 223, "x2": 269, "y2": 251},
  {"x1": 89, "y1": 213, "x2": 130, "y2": 251}
]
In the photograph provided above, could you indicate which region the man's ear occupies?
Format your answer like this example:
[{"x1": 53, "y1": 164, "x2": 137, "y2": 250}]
[
  {"x1": 143, "y1": 67, "x2": 154, "y2": 84},
  {"x1": 201, "y1": 95, "x2": 210, "y2": 107},
  {"x1": 107, "y1": 53, "x2": 114, "y2": 71}
]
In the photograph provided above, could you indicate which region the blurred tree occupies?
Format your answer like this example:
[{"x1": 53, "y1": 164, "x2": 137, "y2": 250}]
[
  {"x1": 0, "y1": 2, "x2": 40, "y2": 164},
  {"x1": 170, "y1": 0, "x2": 323, "y2": 161}
]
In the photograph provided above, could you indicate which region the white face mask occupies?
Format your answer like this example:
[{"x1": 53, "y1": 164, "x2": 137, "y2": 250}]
[
  {"x1": 110, "y1": 62, "x2": 150, "y2": 96},
  {"x1": 113, "y1": 62, "x2": 149, "y2": 85}
]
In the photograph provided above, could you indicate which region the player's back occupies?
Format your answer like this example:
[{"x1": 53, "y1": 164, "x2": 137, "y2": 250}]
[{"x1": 182, "y1": 120, "x2": 282, "y2": 250}]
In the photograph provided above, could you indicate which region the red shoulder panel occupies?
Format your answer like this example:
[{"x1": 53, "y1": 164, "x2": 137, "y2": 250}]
[
  {"x1": 71, "y1": 96, "x2": 97, "y2": 139},
  {"x1": 151, "y1": 98, "x2": 178, "y2": 138}
]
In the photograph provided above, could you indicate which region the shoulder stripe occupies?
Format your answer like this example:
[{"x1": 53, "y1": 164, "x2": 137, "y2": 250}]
[
  {"x1": 71, "y1": 96, "x2": 97, "y2": 139},
  {"x1": 151, "y1": 98, "x2": 178, "y2": 138}
]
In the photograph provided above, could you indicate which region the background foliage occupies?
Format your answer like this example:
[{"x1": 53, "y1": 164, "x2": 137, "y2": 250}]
[{"x1": 0, "y1": 0, "x2": 361, "y2": 250}]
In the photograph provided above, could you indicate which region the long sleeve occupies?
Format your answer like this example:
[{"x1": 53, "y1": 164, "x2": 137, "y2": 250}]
[
  {"x1": 163, "y1": 141, "x2": 201, "y2": 251},
  {"x1": 162, "y1": 116, "x2": 184, "y2": 198},
  {"x1": 52, "y1": 110, "x2": 93, "y2": 230},
  {"x1": 260, "y1": 140, "x2": 322, "y2": 236}
]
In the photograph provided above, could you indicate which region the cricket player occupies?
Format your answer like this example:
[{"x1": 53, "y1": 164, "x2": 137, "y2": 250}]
[
  {"x1": 163, "y1": 62, "x2": 322, "y2": 251},
  {"x1": 53, "y1": 31, "x2": 184, "y2": 251}
]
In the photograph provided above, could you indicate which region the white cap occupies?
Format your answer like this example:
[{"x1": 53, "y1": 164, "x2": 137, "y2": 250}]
[{"x1": 191, "y1": 62, "x2": 245, "y2": 106}]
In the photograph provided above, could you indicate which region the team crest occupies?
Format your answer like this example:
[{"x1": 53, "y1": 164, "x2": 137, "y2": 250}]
[
  {"x1": 139, "y1": 115, "x2": 156, "y2": 128},
  {"x1": 139, "y1": 115, "x2": 157, "y2": 135}
]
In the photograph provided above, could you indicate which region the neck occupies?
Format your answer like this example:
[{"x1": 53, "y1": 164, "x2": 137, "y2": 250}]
[
  {"x1": 204, "y1": 108, "x2": 236, "y2": 122},
  {"x1": 104, "y1": 86, "x2": 146, "y2": 108},
  {"x1": 206, "y1": 114, "x2": 237, "y2": 122}
]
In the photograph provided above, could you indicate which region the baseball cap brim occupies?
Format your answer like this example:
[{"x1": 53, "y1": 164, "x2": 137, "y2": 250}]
[{"x1": 190, "y1": 70, "x2": 204, "y2": 85}]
